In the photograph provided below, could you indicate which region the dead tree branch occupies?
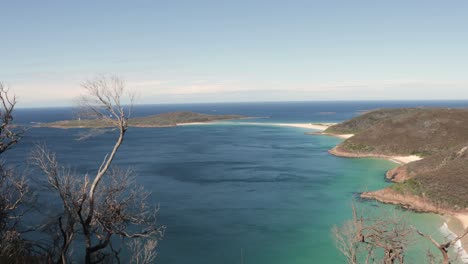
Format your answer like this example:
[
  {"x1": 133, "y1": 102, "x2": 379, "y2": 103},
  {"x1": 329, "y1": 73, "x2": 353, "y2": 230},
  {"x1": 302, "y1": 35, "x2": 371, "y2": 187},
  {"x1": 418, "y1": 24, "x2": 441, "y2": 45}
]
[
  {"x1": 0, "y1": 83, "x2": 24, "y2": 154},
  {"x1": 32, "y1": 76, "x2": 162, "y2": 264}
]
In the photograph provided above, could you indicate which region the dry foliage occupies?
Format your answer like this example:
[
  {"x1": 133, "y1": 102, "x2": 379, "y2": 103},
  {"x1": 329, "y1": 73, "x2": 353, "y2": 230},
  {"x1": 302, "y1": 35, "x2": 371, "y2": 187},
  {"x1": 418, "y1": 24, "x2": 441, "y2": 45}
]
[
  {"x1": 0, "y1": 164, "x2": 37, "y2": 263},
  {"x1": 0, "y1": 83, "x2": 41, "y2": 263},
  {"x1": 332, "y1": 205, "x2": 412, "y2": 264},
  {"x1": 0, "y1": 83, "x2": 24, "y2": 154},
  {"x1": 0, "y1": 78, "x2": 163, "y2": 263},
  {"x1": 29, "y1": 75, "x2": 163, "y2": 263},
  {"x1": 330, "y1": 108, "x2": 468, "y2": 156},
  {"x1": 416, "y1": 228, "x2": 468, "y2": 264},
  {"x1": 333, "y1": 204, "x2": 468, "y2": 264}
]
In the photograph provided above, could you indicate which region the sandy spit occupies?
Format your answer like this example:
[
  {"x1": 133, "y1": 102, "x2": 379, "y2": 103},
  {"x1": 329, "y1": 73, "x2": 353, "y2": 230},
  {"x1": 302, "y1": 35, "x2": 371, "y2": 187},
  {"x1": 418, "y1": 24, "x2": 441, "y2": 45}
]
[
  {"x1": 329, "y1": 146, "x2": 422, "y2": 165},
  {"x1": 178, "y1": 121, "x2": 338, "y2": 130}
]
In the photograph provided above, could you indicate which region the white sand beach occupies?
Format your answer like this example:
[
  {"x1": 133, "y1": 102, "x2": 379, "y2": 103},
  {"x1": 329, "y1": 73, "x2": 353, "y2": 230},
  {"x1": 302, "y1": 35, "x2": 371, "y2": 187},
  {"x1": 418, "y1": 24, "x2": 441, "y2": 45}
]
[
  {"x1": 273, "y1": 123, "x2": 335, "y2": 130},
  {"x1": 178, "y1": 121, "x2": 357, "y2": 139},
  {"x1": 178, "y1": 121, "x2": 337, "y2": 130},
  {"x1": 315, "y1": 132, "x2": 354, "y2": 139},
  {"x1": 177, "y1": 122, "x2": 216, "y2": 126},
  {"x1": 388, "y1": 155, "x2": 422, "y2": 164},
  {"x1": 329, "y1": 147, "x2": 422, "y2": 165},
  {"x1": 454, "y1": 213, "x2": 468, "y2": 230}
]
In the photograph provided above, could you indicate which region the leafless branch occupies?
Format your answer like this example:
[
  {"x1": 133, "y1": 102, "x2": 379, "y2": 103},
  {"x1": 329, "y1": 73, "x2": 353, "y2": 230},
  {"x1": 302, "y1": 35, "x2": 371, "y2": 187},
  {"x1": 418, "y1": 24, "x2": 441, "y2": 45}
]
[
  {"x1": 0, "y1": 85, "x2": 39, "y2": 261},
  {"x1": 127, "y1": 238, "x2": 159, "y2": 264},
  {"x1": 333, "y1": 204, "x2": 412, "y2": 264},
  {"x1": 31, "y1": 76, "x2": 162, "y2": 263},
  {"x1": 0, "y1": 82, "x2": 24, "y2": 154},
  {"x1": 416, "y1": 227, "x2": 468, "y2": 264}
]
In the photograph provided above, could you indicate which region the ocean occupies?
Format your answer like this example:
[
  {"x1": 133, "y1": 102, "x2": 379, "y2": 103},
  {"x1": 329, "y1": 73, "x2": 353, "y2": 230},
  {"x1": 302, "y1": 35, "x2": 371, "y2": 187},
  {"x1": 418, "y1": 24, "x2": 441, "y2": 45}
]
[{"x1": 6, "y1": 101, "x2": 468, "y2": 263}]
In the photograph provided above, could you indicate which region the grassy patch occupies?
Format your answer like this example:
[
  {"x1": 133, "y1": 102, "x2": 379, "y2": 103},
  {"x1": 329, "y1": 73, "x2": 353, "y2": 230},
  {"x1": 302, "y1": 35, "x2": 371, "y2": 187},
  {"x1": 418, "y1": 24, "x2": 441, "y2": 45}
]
[
  {"x1": 343, "y1": 142, "x2": 375, "y2": 152},
  {"x1": 389, "y1": 179, "x2": 422, "y2": 196}
]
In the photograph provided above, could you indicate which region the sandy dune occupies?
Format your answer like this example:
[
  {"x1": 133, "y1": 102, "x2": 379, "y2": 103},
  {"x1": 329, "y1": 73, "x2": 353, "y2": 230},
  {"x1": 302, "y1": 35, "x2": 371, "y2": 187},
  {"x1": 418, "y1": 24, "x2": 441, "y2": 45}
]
[
  {"x1": 178, "y1": 121, "x2": 337, "y2": 130},
  {"x1": 455, "y1": 213, "x2": 468, "y2": 230},
  {"x1": 258, "y1": 122, "x2": 335, "y2": 130},
  {"x1": 389, "y1": 155, "x2": 422, "y2": 164}
]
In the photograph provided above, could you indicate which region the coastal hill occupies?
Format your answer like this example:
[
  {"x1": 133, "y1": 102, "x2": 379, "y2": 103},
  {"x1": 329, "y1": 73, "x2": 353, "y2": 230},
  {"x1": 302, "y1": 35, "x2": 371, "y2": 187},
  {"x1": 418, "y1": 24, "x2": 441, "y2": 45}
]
[
  {"x1": 386, "y1": 144, "x2": 468, "y2": 209},
  {"x1": 324, "y1": 108, "x2": 417, "y2": 135},
  {"x1": 324, "y1": 107, "x2": 468, "y2": 211},
  {"x1": 38, "y1": 111, "x2": 245, "y2": 128},
  {"x1": 327, "y1": 108, "x2": 468, "y2": 157}
]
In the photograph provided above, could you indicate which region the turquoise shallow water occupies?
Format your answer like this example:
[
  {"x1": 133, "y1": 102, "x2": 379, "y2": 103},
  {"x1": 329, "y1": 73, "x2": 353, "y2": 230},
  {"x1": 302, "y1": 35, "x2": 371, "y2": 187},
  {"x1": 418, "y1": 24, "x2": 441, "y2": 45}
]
[
  {"x1": 9, "y1": 101, "x2": 463, "y2": 263},
  {"x1": 8, "y1": 123, "x2": 443, "y2": 263}
]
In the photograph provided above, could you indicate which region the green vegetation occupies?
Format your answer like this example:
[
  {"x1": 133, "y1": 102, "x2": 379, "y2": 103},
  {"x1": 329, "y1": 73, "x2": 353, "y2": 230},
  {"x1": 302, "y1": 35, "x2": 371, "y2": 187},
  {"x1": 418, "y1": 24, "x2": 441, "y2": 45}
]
[
  {"x1": 329, "y1": 108, "x2": 468, "y2": 156},
  {"x1": 39, "y1": 111, "x2": 245, "y2": 128},
  {"x1": 342, "y1": 142, "x2": 374, "y2": 152},
  {"x1": 389, "y1": 179, "x2": 423, "y2": 196},
  {"x1": 397, "y1": 145, "x2": 468, "y2": 209},
  {"x1": 324, "y1": 108, "x2": 417, "y2": 134},
  {"x1": 329, "y1": 108, "x2": 468, "y2": 209}
]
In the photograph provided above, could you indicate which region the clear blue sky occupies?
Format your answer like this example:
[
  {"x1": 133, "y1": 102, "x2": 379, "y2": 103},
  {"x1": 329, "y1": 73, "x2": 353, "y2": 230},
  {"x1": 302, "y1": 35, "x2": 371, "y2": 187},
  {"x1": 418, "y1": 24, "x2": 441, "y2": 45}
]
[{"x1": 2, "y1": 0, "x2": 468, "y2": 107}]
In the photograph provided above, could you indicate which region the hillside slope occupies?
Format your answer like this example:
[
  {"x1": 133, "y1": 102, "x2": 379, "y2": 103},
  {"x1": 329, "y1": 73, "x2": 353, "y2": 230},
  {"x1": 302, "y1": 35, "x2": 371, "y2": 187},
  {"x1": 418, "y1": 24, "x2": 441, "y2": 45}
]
[
  {"x1": 325, "y1": 107, "x2": 468, "y2": 210},
  {"x1": 329, "y1": 108, "x2": 468, "y2": 157},
  {"x1": 324, "y1": 108, "x2": 420, "y2": 135},
  {"x1": 387, "y1": 144, "x2": 468, "y2": 209}
]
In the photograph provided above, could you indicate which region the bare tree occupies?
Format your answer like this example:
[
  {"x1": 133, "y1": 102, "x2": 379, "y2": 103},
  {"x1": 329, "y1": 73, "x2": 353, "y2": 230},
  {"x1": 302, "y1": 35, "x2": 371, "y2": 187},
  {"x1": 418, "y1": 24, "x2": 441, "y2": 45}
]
[
  {"x1": 332, "y1": 205, "x2": 413, "y2": 264},
  {"x1": 332, "y1": 206, "x2": 361, "y2": 264},
  {"x1": 334, "y1": 204, "x2": 468, "y2": 264},
  {"x1": 31, "y1": 146, "x2": 85, "y2": 263},
  {"x1": 0, "y1": 84, "x2": 42, "y2": 263},
  {"x1": 0, "y1": 164, "x2": 35, "y2": 262},
  {"x1": 32, "y1": 76, "x2": 163, "y2": 263},
  {"x1": 127, "y1": 239, "x2": 159, "y2": 264},
  {"x1": 0, "y1": 83, "x2": 24, "y2": 154},
  {"x1": 416, "y1": 228, "x2": 468, "y2": 264}
]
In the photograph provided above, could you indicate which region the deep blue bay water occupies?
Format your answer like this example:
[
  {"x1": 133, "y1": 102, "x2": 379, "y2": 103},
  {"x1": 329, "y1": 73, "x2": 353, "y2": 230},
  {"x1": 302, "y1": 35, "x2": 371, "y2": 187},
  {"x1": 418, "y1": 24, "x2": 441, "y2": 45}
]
[{"x1": 7, "y1": 101, "x2": 468, "y2": 263}]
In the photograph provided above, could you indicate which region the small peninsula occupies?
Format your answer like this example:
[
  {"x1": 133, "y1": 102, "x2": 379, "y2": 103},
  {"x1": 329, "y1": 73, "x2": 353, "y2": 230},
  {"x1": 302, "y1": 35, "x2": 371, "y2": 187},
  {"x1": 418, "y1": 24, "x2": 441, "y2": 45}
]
[
  {"x1": 38, "y1": 111, "x2": 246, "y2": 129},
  {"x1": 322, "y1": 108, "x2": 468, "y2": 228}
]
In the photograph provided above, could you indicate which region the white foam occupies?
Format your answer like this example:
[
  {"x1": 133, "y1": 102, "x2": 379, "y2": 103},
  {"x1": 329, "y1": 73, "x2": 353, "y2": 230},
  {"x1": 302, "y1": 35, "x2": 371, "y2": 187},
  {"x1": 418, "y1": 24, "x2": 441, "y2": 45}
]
[{"x1": 439, "y1": 222, "x2": 468, "y2": 263}]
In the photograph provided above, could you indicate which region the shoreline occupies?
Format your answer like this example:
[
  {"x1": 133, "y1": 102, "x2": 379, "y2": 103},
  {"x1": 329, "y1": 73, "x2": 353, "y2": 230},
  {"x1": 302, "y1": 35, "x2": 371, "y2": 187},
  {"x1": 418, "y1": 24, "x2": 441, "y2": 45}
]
[
  {"x1": 34, "y1": 113, "x2": 253, "y2": 129},
  {"x1": 176, "y1": 121, "x2": 217, "y2": 126},
  {"x1": 361, "y1": 188, "x2": 468, "y2": 258},
  {"x1": 41, "y1": 117, "x2": 468, "y2": 255},
  {"x1": 328, "y1": 146, "x2": 422, "y2": 164},
  {"x1": 179, "y1": 121, "x2": 342, "y2": 131},
  {"x1": 307, "y1": 131, "x2": 354, "y2": 139},
  {"x1": 328, "y1": 144, "x2": 468, "y2": 228},
  {"x1": 316, "y1": 133, "x2": 468, "y2": 256},
  {"x1": 273, "y1": 122, "x2": 335, "y2": 130},
  {"x1": 223, "y1": 122, "x2": 337, "y2": 130},
  {"x1": 183, "y1": 120, "x2": 466, "y2": 229}
]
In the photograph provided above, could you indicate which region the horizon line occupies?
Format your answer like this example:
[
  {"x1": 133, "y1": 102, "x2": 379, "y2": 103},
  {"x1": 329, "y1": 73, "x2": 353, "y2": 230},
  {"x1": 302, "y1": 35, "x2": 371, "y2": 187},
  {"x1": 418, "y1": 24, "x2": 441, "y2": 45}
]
[{"x1": 15, "y1": 99, "x2": 468, "y2": 110}]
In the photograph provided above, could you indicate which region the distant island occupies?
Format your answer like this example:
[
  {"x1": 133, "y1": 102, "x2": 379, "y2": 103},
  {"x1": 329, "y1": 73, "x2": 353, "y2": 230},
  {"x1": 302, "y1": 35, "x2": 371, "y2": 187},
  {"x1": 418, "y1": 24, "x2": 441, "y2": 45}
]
[
  {"x1": 321, "y1": 108, "x2": 468, "y2": 228},
  {"x1": 37, "y1": 111, "x2": 246, "y2": 129}
]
